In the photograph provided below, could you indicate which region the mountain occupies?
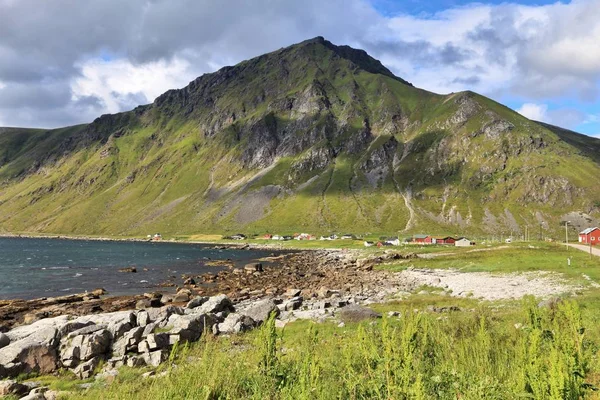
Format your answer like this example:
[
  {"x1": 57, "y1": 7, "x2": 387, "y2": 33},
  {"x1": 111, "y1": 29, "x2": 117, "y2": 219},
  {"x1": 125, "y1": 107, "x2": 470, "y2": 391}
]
[{"x1": 1, "y1": 36, "x2": 600, "y2": 237}]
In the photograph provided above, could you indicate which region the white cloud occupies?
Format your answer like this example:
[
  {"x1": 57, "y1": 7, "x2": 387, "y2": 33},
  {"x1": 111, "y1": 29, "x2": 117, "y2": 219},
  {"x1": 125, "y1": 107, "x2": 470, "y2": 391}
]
[
  {"x1": 1, "y1": 0, "x2": 600, "y2": 128},
  {"x1": 73, "y1": 57, "x2": 195, "y2": 114},
  {"x1": 517, "y1": 103, "x2": 549, "y2": 122}
]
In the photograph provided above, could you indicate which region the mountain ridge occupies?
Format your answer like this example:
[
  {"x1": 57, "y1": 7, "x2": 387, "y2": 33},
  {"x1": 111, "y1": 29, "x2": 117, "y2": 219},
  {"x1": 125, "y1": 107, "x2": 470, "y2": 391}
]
[{"x1": 1, "y1": 37, "x2": 600, "y2": 237}]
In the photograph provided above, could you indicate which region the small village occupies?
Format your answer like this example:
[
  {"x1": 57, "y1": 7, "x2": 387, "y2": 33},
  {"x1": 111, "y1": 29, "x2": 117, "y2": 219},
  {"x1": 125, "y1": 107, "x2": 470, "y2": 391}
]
[
  {"x1": 224, "y1": 232, "x2": 477, "y2": 247},
  {"x1": 220, "y1": 227, "x2": 600, "y2": 249}
]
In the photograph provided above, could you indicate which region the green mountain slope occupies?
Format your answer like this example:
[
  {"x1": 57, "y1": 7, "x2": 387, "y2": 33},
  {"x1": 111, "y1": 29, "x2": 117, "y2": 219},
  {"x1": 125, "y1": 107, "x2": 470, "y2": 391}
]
[{"x1": 1, "y1": 37, "x2": 600, "y2": 237}]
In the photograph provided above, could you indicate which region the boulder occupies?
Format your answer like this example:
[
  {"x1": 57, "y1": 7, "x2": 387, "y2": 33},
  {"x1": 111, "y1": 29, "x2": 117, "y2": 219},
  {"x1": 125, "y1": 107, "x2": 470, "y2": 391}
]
[
  {"x1": 193, "y1": 294, "x2": 234, "y2": 315},
  {"x1": 167, "y1": 314, "x2": 217, "y2": 342},
  {"x1": 111, "y1": 327, "x2": 144, "y2": 357},
  {"x1": 126, "y1": 355, "x2": 146, "y2": 368},
  {"x1": 60, "y1": 329, "x2": 111, "y2": 367},
  {"x1": 244, "y1": 263, "x2": 263, "y2": 273},
  {"x1": 136, "y1": 299, "x2": 151, "y2": 309},
  {"x1": 0, "y1": 327, "x2": 60, "y2": 378},
  {"x1": 143, "y1": 349, "x2": 168, "y2": 367},
  {"x1": 339, "y1": 305, "x2": 382, "y2": 323},
  {"x1": 0, "y1": 379, "x2": 30, "y2": 397},
  {"x1": 72, "y1": 356, "x2": 103, "y2": 379},
  {"x1": 186, "y1": 296, "x2": 209, "y2": 309},
  {"x1": 173, "y1": 292, "x2": 190, "y2": 303},
  {"x1": 183, "y1": 277, "x2": 196, "y2": 285},
  {"x1": 90, "y1": 288, "x2": 107, "y2": 296},
  {"x1": 19, "y1": 392, "x2": 46, "y2": 400},
  {"x1": 216, "y1": 313, "x2": 256, "y2": 334},
  {"x1": 241, "y1": 299, "x2": 280, "y2": 324},
  {"x1": 281, "y1": 297, "x2": 303, "y2": 311},
  {"x1": 137, "y1": 311, "x2": 150, "y2": 327},
  {"x1": 146, "y1": 305, "x2": 184, "y2": 322},
  {"x1": 145, "y1": 333, "x2": 169, "y2": 351},
  {"x1": 0, "y1": 332, "x2": 10, "y2": 349}
]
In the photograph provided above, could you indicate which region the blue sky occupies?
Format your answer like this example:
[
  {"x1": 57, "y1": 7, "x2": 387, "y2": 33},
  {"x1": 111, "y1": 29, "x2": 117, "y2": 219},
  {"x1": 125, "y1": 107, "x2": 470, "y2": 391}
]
[{"x1": 0, "y1": 0, "x2": 598, "y2": 137}]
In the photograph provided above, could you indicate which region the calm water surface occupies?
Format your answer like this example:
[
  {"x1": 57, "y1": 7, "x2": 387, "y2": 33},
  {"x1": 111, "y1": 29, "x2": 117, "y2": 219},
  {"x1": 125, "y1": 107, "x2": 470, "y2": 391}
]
[{"x1": 0, "y1": 237, "x2": 279, "y2": 299}]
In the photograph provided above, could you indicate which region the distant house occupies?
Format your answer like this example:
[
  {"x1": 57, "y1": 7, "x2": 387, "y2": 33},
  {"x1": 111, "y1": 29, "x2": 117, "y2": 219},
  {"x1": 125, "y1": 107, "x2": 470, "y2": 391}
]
[
  {"x1": 364, "y1": 241, "x2": 374, "y2": 247},
  {"x1": 424, "y1": 236, "x2": 436, "y2": 244},
  {"x1": 455, "y1": 237, "x2": 474, "y2": 247},
  {"x1": 320, "y1": 234, "x2": 338, "y2": 241},
  {"x1": 435, "y1": 237, "x2": 456, "y2": 245},
  {"x1": 341, "y1": 234, "x2": 354, "y2": 240},
  {"x1": 230, "y1": 234, "x2": 246, "y2": 240},
  {"x1": 272, "y1": 235, "x2": 283, "y2": 241},
  {"x1": 153, "y1": 233, "x2": 162, "y2": 241},
  {"x1": 385, "y1": 238, "x2": 401, "y2": 246},
  {"x1": 282, "y1": 235, "x2": 293, "y2": 241},
  {"x1": 412, "y1": 234, "x2": 429, "y2": 244},
  {"x1": 295, "y1": 233, "x2": 312, "y2": 240},
  {"x1": 579, "y1": 227, "x2": 600, "y2": 245},
  {"x1": 263, "y1": 234, "x2": 273, "y2": 239}
]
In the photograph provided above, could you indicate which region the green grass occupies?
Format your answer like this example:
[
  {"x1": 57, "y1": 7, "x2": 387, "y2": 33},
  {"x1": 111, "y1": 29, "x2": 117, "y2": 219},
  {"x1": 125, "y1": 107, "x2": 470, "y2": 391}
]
[
  {"x1": 54, "y1": 297, "x2": 600, "y2": 400},
  {"x1": 381, "y1": 242, "x2": 600, "y2": 285}
]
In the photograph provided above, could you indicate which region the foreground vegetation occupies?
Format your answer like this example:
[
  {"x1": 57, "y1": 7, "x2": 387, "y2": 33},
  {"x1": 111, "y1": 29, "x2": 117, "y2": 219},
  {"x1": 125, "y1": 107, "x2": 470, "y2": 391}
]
[{"x1": 13, "y1": 293, "x2": 597, "y2": 400}]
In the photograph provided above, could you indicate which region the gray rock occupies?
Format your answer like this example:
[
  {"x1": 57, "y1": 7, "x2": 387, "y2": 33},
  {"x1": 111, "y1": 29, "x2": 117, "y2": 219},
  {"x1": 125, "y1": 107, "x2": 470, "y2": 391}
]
[
  {"x1": 138, "y1": 340, "x2": 150, "y2": 353},
  {"x1": 72, "y1": 356, "x2": 102, "y2": 379},
  {"x1": 44, "y1": 390, "x2": 60, "y2": 400},
  {"x1": 146, "y1": 333, "x2": 169, "y2": 351},
  {"x1": 0, "y1": 379, "x2": 30, "y2": 397},
  {"x1": 126, "y1": 355, "x2": 146, "y2": 368},
  {"x1": 66, "y1": 324, "x2": 106, "y2": 339},
  {"x1": 167, "y1": 314, "x2": 217, "y2": 342},
  {"x1": 241, "y1": 299, "x2": 280, "y2": 323},
  {"x1": 173, "y1": 292, "x2": 190, "y2": 303},
  {"x1": 111, "y1": 326, "x2": 144, "y2": 357},
  {"x1": 216, "y1": 313, "x2": 256, "y2": 334},
  {"x1": 146, "y1": 305, "x2": 184, "y2": 322},
  {"x1": 0, "y1": 332, "x2": 10, "y2": 349},
  {"x1": 194, "y1": 294, "x2": 234, "y2": 315},
  {"x1": 0, "y1": 327, "x2": 60, "y2": 378},
  {"x1": 339, "y1": 305, "x2": 382, "y2": 322},
  {"x1": 60, "y1": 329, "x2": 111, "y2": 367},
  {"x1": 107, "y1": 321, "x2": 133, "y2": 340},
  {"x1": 19, "y1": 393, "x2": 46, "y2": 400},
  {"x1": 186, "y1": 296, "x2": 209, "y2": 309},
  {"x1": 244, "y1": 262, "x2": 263, "y2": 272},
  {"x1": 144, "y1": 350, "x2": 168, "y2": 367},
  {"x1": 137, "y1": 310, "x2": 150, "y2": 327},
  {"x1": 280, "y1": 297, "x2": 303, "y2": 311}
]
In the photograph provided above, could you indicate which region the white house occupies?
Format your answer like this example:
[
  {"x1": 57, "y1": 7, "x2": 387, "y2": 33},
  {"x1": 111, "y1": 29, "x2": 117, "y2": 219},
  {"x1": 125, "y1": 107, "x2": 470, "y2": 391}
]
[{"x1": 455, "y1": 238, "x2": 474, "y2": 247}]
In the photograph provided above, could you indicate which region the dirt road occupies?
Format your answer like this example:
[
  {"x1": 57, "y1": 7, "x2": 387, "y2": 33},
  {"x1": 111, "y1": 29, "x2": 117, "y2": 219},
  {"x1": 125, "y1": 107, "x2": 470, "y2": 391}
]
[{"x1": 567, "y1": 243, "x2": 600, "y2": 257}]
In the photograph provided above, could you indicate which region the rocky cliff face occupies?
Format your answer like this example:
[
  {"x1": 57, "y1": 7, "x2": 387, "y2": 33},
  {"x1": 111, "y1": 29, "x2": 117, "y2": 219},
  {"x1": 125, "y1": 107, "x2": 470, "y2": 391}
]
[{"x1": 1, "y1": 37, "x2": 600, "y2": 236}]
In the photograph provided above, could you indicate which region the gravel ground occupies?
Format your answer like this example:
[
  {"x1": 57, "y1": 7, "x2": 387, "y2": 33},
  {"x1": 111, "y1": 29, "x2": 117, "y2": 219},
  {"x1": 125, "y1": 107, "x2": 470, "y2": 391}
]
[{"x1": 397, "y1": 268, "x2": 580, "y2": 300}]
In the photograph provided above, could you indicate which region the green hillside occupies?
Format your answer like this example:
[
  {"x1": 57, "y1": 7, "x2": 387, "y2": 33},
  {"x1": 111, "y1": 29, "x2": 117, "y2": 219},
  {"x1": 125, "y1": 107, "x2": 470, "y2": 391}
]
[{"x1": 1, "y1": 37, "x2": 600, "y2": 237}]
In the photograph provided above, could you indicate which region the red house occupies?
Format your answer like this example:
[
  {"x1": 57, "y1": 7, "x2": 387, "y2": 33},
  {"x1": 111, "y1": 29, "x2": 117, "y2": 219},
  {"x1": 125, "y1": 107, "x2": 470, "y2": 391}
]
[
  {"x1": 413, "y1": 234, "x2": 429, "y2": 243},
  {"x1": 435, "y1": 237, "x2": 456, "y2": 245},
  {"x1": 579, "y1": 228, "x2": 600, "y2": 245}
]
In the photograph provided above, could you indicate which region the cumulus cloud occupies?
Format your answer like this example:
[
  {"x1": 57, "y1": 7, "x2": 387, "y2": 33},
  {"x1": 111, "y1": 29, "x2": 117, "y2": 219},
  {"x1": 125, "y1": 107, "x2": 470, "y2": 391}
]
[
  {"x1": 0, "y1": 0, "x2": 599, "y2": 129},
  {"x1": 517, "y1": 103, "x2": 549, "y2": 122},
  {"x1": 517, "y1": 102, "x2": 589, "y2": 130}
]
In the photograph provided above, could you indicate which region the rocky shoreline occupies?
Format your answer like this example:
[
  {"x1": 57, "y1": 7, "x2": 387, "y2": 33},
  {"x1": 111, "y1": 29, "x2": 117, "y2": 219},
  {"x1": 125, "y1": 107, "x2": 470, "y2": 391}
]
[
  {"x1": 0, "y1": 249, "x2": 421, "y2": 397},
  {"x1": 0, "y1": 249, "x2": 408, "y2": 331}
]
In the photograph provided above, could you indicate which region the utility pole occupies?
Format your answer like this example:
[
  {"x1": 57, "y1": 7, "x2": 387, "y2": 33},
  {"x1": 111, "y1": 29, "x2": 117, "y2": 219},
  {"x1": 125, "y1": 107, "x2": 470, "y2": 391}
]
[{"x1": 565, "y1": 221, "x2": 568, "y2": 247}]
